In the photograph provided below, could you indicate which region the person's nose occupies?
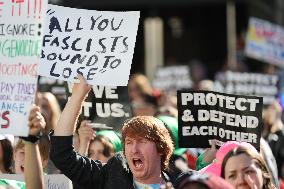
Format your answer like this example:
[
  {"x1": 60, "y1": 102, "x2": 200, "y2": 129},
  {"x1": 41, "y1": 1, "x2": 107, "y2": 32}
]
[
  {"x1": 130, "y1": 141, "x2": 139, "y2": 154},
  {"x1": 236, "y1": 173, "x2": 246, "y2": 186}
]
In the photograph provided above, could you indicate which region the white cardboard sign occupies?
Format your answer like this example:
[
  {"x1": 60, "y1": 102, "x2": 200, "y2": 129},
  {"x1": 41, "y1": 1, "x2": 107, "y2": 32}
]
[
  {"x1": 0, "y1": 0, "x2": 48, "y2": 136},
  {"x1": 1, "y1": 174, "x2": 73, "y2": 189},
  {"x1": 38, "y1": 5, "x2": 140, "y2": 86}
]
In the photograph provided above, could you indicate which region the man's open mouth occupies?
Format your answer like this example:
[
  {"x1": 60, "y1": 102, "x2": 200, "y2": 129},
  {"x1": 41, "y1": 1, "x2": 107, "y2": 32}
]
[{"x1": 133, "y1": 158, "x2": 143, "y2": 169}]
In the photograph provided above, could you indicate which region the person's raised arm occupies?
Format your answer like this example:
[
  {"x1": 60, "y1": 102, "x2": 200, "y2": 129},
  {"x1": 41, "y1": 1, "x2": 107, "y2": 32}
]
[
  {"x1": 54, "y1": 75, "x2": 91, "y2": 136},
  {"x1": 24, "y1": 105, "x2": 46, "y2": 189},
  {"x1": 78, "y1": 120, "x2": 94, "y2": 156},
  {"x1": 196, "y1": 140, "x2": 217, "y2": 170}
]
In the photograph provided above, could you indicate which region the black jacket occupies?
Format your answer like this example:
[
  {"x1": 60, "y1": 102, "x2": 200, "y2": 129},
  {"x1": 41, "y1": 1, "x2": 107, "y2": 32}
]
[{"x1": 50, "y1": 136, "x2": 173, "y2": 189}]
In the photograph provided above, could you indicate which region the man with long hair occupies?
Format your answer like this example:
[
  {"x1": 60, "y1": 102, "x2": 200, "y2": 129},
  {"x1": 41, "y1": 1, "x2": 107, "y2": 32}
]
[{"x1": 50, "y1": 75, "x2": 174, "y2": 189}]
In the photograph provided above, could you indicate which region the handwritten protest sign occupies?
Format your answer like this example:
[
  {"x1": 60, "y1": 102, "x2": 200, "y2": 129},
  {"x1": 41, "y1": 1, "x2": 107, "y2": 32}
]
[
  {"x1": 214, "y1": 71, "x2": 278, "y2": 105},
  {"x1": 38, "y1": 5, "x2": 140, "y2": 86},
  {"x1": 177, "y1": 90, "x2": 263, "y2": 150},
  {"x1": 152, "y1": 65, "x2": 192, "y2": 92},
  {"x1": 0, "y1": 0, "x2": 47, "y2": 136},
  {"x1": 245, "y1": 17, "x2": 284, "y2": 67},
  {"x1": 1, "y1": 174, "x2": 72, "y2": 189},
  {"x1": 68, "y1": 84, "x2": 132, "y2": 131}
]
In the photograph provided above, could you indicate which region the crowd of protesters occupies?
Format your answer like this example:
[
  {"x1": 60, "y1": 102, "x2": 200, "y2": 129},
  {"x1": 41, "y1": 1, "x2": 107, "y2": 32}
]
[{"x1": 0, "y1": 70, "x2": 284, "y2": 189}]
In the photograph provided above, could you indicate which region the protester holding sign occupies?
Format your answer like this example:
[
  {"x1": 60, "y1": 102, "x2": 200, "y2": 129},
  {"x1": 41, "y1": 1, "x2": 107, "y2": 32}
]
[
  {"x1": 77, "y1": 120, "x2": 122, "y2": 163},
  {"x1": 50, "y1": 75, "x2": 175, "y2": 189},
  {"x1": 0, "y1": 105, "x2": 46, "y2": 189},
  {"x1": 221, "y1": 146, "x2": 276, "y2": 189},
  {"x1": 196, "y1": 139, "x2": 279, "y2": 188},
  {"x1": 199, "y1": 141, "x2": 258, "y2": 176},
  {"x1": 77, "y1": 120, "x2": 95, "y2": 157},
  {"x1": 22, "y1": 106, "x2": 45, "y2": 189}
]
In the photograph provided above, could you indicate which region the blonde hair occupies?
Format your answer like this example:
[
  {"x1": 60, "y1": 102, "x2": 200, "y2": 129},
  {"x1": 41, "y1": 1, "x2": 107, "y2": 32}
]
[
  {"x1": 15, "y1": 137, "x2": 50, "y2": 162},
  {"x1": 129, "y1": 73, "x2": 153, "y2": 96}
]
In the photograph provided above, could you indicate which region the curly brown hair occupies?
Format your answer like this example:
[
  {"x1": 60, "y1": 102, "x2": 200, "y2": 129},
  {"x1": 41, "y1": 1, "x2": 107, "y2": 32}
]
[
  {"x1": 121, "y1": 116, "x2": 174, "y2": 170},
  {"x1": 221, "y1": 146, "x2": 276, "y2": 189}
]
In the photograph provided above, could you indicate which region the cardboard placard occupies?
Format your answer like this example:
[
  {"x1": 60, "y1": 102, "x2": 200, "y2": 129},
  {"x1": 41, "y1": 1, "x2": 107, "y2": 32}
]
[
  {"x1": 152, "y1": 65, "x2": 192, "y2": 91},
  {"x1": 177, "y1": 90, "x2": 263, "y2": 150},
  {"x1": 68, "y1": 84, "x2": 132, "y2": 131},
  {"x1": 245, "y1": 17, "x2": 284, "y2": 67},
  {"x1": 0, "y1": 0, "x2": 47, "y2": 136},
  {"x1": 214, "y1": 71, "x2": 278, "y2": 105},
  {"x1": 38, "y1": 5, "x2": 140, "y2": 86},
  {"x1": 0, "y1": 174, "x2": 73, "y2": 189}
]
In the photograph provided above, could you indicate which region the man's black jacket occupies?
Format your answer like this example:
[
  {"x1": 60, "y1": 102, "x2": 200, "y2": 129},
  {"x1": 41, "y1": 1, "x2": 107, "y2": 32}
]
[{"x1": 50, "y1": 136, "x2": 173, "y2": 189}]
